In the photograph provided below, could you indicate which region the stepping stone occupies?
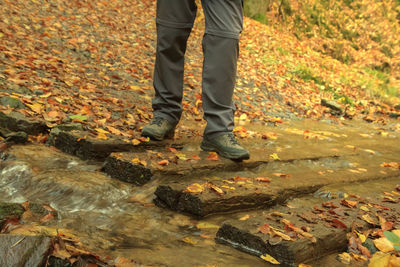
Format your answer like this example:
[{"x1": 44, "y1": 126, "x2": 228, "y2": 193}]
[
  {"x1": 101, "y1": 143, "x2": 352, "y2": 186},
  {"x1": 216, "y1": 192, "x2": 400, "y2": 267},
  {"x1": 154, "y1": 155, "x2": 400, "y2": 217},
  {"x1": 0, "y1": 112, "x2": 47, "y2": 135},
  {"x1": 49, "y1": 129, "x2": 185, "y2": 160},
  {"x1": 0, "y1": 235, "x2": 53, "y2": 267}
]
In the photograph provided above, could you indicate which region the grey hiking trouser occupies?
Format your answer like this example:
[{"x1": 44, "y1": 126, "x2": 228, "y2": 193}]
[{"x1": 152, "y1": 0, "x2": 244, "y2": 138}]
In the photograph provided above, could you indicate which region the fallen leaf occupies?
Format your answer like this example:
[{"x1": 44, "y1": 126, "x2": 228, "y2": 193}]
[
  {"x1": 131, "y1": 139, "x2": 141, "y2": 145},
  {"x1": 337, "y1": 252, "x2": 352, "y2": 264},
  {"x1": 272, "y1": 173, "x2": 291, "y2": 178},
  {"x1": 182, "y1": 237, "x2": 198, "y2": 245},
  {"x1": 269, "y1": 153, "x2": 280, "y2": 160},
  {"x1": 258, "y1": 224, "x2": 270, "y2": 234},
  {"x1": 368, "y1": 251, "x2": 391, "y2": 267},
  {"x1": 362, "y1": 214, "x2": 377, "y2": 225},
  {"x1": 96, "y1": 132, "x2": 108, "y2": 140},
  {"x1": 239, "y1": 214, "x2": 250, "y2": 221},
  {"x1": 209, "y1": 184, "x2": 224, "y2": 195},
  {"x1": 373, "y1": 237, "x2": 394, "y2": 252},
  {"x1": 157, "y1": 160, "x2": 169, "y2": 166},
  {"x1": 341, "y1": 199, "x2": 358, "y2": 208},
  {"x1": 184, "y1": 183, "x2": 204, "y2": 194},
  {"x1": 207, "y1": 152, "x2": 219, "y2": 161},
  {"x1": 196, "y1": 222, "x2": 219, "y2": 229},
  {"x1": 260, "y1": 253, "x2": 280, "y2": 264},
  {"x1": 330, "y1": 219, "x2": 347, "y2": 229},
  {"x1": 255, "y1": 177, "x2": 272, "y2": 183}
]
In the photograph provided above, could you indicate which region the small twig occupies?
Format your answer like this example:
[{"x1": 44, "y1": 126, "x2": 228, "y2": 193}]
[{"x1": 10, "y1": 237, "x2": 25, "y2": 248}]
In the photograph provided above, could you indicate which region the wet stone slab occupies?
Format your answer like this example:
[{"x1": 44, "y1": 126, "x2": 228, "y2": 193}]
[
  {"x1": 0, "y1": 235, "x2": 53, "y2": 267},
  {"x1": 101, "y1": 142, "x2": 352, "y2": 186},
  {"x1": 153, "y1": 155, "x2": 400, "y2": 217},
  {"x1": 49, "y1": 129, "x2": 185, "y2": 160},
  {"x1": 0, "y1": 111, "x2": 48, "y2": 135},
  {"x1": 216, "y1": 194, "x2": 400, "y2": 267}
]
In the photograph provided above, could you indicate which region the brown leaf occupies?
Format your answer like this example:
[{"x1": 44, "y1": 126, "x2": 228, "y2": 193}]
[
  {"x1": 330, "y1": 219, "x2": 347, "y2": 229},
  {"x1": 258, "y1": 224, "x2": 270, "y2": 234},
  {"x1": 341, "y1": 199, "x2": 357, "y2": 208}
]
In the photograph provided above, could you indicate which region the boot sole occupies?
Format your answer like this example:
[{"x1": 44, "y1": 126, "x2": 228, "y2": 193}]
[
  {"x1": 200, "y1": 142, "x2": 250, "y2": 161},
  {"x1": 141, "y1": 129, "x2": 174, "y2": 141}
]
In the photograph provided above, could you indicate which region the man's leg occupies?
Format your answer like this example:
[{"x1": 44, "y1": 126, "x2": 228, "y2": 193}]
[
  {"x1": 200, "y1": 0, "x2": 249, "y2": 160},
  {"x1": 142, "y1": 0, "x2": 197, "y2": 140}
]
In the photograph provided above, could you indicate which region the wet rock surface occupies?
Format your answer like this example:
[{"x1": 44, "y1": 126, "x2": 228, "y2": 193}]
[
  {"x1": 216, "y1": 193, "x2": 400, "y2": 266},
  {"x1": 0, "y1": 112, "x2": 48, "y2": 135},
  {"x1": 0, "y1": 235, "x2": 53, "y2": 267},
  {"x1": 0, "y1": 118, "x2": 399, "y2": 265}
]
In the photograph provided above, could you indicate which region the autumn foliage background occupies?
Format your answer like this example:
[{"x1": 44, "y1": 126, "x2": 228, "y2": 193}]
[{"x1": 0, "y1": 0, "x2": 399, "y2": 141}]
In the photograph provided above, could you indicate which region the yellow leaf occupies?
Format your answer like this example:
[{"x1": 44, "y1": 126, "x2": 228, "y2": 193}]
[
  {"x1": 368, "y1": 251, "x2": 391, "y2": 267},
  {"x1": 184, "y1": 183, "x2": 204, "y2": 194},
  {"x1": 239, "y1": 214, "x2": 250, "y2": 221},
  {"x1": 96, "y1": 132, "x2": 108, "y2": 140},
  {"x1": 373, "y1": 237, "x2": 394, "y2": 253},
  {"x1": 360, "y1": 205, "x2": 370, "y2": 212},
  {"x1": 260, "y1": 253, "x2": 280, "y2": 264},
  {"x1": 182, "y1": 237, "x2": 198, "y2": 245},
  {"x1": 389, "y1": 255, "x2": 400, "y2": 267},
  {"x1": 26, "y1": 103, "x2": 42, "y2": 114},
  {"x1": 364, "y1": 149, "x2": 376, "y2": 155},
  {"x1": 269, "y1": 153, "x2": 280, "y2": 160},
  {"x1": 355, "y1": 230, "x2": 367, "y2": 243},
  {"x1": 239, "y1": 113, "x2": 248, "y2": 121},
  {"x1": 132, "y1": 139, "x2": 141, "y2": 145},
  {"x1": 337, "y1": 252, "x2": 352, "y2": 264},
  {"x1": 176, "y1": 153, "x2": 188, "y2": 160},
  {"x1": 196, "y1": 222, "x2": 219, "y2": 229},
  {"x1": 392, "y1": 230, "x2": 400, "y2": 238},
  {"x1": 95, "y1": 128, "x2": 110, "y2": 134}
]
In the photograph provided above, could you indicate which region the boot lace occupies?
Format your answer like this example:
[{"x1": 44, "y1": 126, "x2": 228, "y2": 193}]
[
  {"x1": 227, "y1": 133, "x2": 239, "y2": 145},
  {"x1": 150, "y1": 117, "x2": 165, "y2": 126}
]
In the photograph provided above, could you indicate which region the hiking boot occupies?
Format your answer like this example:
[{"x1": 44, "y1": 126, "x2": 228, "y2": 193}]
[
  {"x1": 141, "y1": 117, "x2": 176, "y2": 141},
  {"x1": 201, "y1": 133, "x2": 250, "y2": 161}
]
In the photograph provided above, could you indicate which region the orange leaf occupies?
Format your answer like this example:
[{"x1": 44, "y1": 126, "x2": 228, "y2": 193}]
[
  {"x1": 192, "y1": 155, "x2": 201, "y2": 160},
  {"x1": 158, "y1": 160, "x2": 169, "y2": 166},
  {"x1": 255, "y1": 177, "x2": 272, "y2": 183},
  {"x1": 207, "y1": 152, "x2": 219, "y2": 161}
]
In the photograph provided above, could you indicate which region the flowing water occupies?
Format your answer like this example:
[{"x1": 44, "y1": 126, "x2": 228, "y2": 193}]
[
  {"x1": 1, "y1": 119, "x2": 399, "y2": 266},
  {"x1": 0, "y1": 144, "x2": 269, "y2": 266}
]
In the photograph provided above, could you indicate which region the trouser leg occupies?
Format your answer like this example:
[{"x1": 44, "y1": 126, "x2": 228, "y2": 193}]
[
  {"x1": 201, "y1": 0, "x2": 244, "y2": 138},
  {"x1": 152, "y1": 0, "x2": 197, "y2": 124}
]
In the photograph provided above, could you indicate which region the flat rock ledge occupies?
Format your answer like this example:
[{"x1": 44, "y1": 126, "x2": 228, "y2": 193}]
[
  {"x1": 216, "y1": 194, "x2": 400, "y2": 267},
  {"x1": 0, "y1": 235, "x2": 53, "y2": 267},
  {"x1": 0, "y1": 111, "x2": 47, "y2": 135},
  {"x1": 101, "y1": 147, "x2": 349, "y2": 186},
  {"x1": 154, "y1": 160, "x2": 400, "y2": 217},
  {"x1": 49, "y1": 129, "x2": 186, "y2": 160}
]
